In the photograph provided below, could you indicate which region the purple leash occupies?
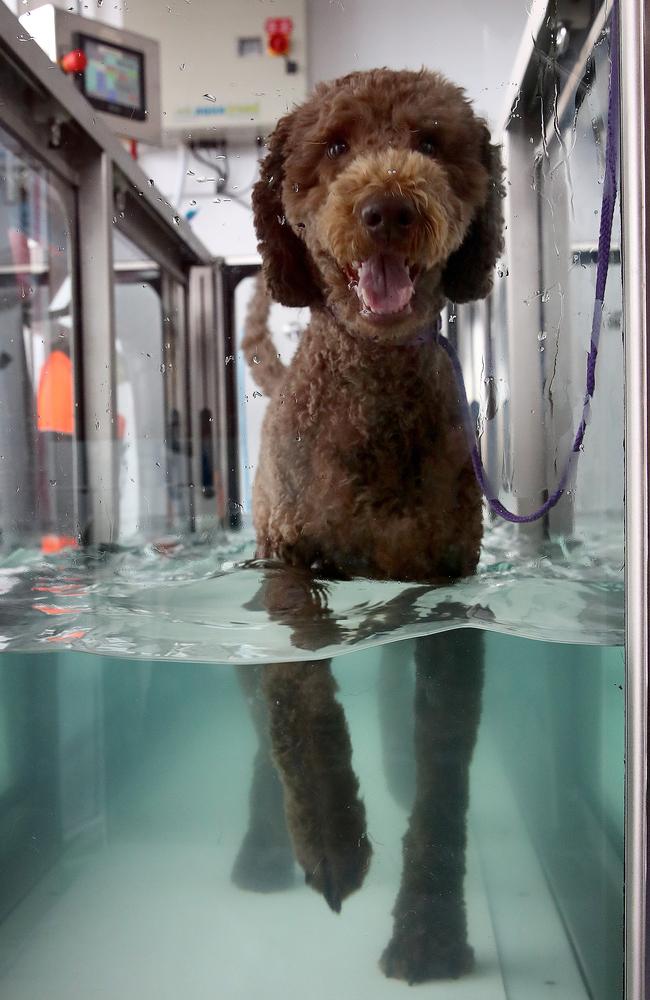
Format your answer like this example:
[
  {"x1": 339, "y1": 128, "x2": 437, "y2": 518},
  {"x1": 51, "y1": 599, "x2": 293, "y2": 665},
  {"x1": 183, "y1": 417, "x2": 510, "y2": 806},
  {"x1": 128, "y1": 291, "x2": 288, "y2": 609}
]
[{"x1": 436, "y1": 4, "x2": 620, "y2": 524}]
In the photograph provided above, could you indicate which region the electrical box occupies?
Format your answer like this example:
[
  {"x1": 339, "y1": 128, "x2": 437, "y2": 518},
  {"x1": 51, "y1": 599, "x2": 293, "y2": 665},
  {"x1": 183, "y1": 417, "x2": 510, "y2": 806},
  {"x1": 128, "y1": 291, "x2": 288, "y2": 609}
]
[
  {"x1": 120, "y1": 0, "x2": 307, "y2": 143},
  {"x1": 19, "y1": 5, "x2": 162, "y2": 146}
]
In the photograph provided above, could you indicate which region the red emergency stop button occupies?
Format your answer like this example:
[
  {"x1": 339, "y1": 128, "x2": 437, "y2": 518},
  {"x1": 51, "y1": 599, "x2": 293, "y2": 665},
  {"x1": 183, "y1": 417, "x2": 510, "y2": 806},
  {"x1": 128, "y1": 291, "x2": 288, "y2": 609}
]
[
  {"x1": 268, "y1": 31, "x2": 290, "y2": 56},
  {"x1": 265, "y1": 17, "x2": 293, "y2": 57},
  {"x1": 60, "y1": 49, "x2": 87, "y2": 74}
]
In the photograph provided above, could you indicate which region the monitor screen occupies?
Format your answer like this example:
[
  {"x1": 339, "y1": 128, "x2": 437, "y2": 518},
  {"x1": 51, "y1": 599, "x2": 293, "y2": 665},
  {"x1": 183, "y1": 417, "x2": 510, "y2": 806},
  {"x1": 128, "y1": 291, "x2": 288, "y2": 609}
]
[{"x1": 76, "y1": 34, "x2": 146, "y2": 121}]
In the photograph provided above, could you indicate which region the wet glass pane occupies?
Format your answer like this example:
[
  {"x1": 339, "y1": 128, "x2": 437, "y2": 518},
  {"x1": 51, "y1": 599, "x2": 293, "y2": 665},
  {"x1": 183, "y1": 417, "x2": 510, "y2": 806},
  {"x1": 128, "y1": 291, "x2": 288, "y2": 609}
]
[
  {"x1": 0, "y1": 125, "x2": 78, "y2": 553},
  {"x1": 0, "y1": 2, "x2": 628, "y2": 999},
  {"x1": 113, "y1": 231, "x2": 191, "y2": 541}
]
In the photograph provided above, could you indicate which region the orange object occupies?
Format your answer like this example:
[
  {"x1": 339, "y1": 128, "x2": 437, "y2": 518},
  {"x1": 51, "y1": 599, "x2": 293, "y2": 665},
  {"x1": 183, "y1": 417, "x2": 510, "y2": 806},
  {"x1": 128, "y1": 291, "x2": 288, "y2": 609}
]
[
  {"x1": 47, "y1": 630, "x2": 87, "y2": 643},
  {"x1": 37, "y1": 350, "x2": 74, "y2": 435},
  {"x1": 41, "y1": 534, "x2": 78, "y2": 555},
  {"x1": 60, "y1": 49, "x2": 87, "y2": 74},
  {"x1": 32, "y1": 602, "x2": 74, "y2": 614}
]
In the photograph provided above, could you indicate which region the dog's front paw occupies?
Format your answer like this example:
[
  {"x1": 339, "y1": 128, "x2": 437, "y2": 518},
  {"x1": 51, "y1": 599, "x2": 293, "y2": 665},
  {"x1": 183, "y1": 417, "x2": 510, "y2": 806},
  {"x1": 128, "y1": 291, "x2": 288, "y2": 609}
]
[
  {"x1": 302, "y1": 829, "x2": 372, "y2": 913},
  {"x1": 231, "y1": 836, "x2": 296, "y2": 893},
  {"x1": 380, "y1": 899, "x2": 473, "y2": 983}
]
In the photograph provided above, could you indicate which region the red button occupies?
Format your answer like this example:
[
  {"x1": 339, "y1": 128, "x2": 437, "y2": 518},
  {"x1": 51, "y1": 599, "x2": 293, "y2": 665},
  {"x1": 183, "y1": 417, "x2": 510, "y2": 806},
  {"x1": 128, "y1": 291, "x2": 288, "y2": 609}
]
[
  {"x1": 60, "y1": 49, "x2": 87, "y2": 74},
  {"x1": 268, "y1": 32, "x2": 290, "y2": 56}
]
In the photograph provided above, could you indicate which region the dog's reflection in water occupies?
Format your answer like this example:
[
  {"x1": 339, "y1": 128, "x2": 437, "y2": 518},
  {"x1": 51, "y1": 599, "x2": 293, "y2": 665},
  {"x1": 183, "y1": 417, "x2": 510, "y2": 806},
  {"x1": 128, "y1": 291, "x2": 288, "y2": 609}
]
[{"x1": 232, "y1": 567, "x2": 484, "y2": 985}]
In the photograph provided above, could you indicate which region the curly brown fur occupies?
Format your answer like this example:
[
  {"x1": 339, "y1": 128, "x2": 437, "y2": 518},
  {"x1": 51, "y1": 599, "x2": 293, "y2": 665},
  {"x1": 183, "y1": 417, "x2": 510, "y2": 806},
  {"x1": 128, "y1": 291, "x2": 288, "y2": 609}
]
[
  {"x1": 381, "y1": 630, "x2": 484, "y2": 983},
  {"x1": 244, "y1": 67, "x2": 501, "y2": 982},
  {"x1": 231, "y1": 665, "x2": 296, "y2": 892},
  {"x1": 262, "y1": 659, "x2": 372, "y2": 912},
  {"x1": 240, "y1": 273, "x2": 287, "y2": 395},
  {"x1": 250, "y1": 68, "x2": 503, "y2": 579}
]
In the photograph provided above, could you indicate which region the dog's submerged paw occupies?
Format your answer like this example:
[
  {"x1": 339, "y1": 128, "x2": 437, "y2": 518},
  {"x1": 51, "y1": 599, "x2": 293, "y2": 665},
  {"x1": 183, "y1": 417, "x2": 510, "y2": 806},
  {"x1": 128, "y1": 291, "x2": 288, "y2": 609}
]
[
  {"x1": 380, "y1": 935, "x2": 474, "y2": 984},
  {"x1": 303, "y1": 830, "x2": 372, "y2": 913},
  {"x1": 379, "y1": 898, "x2": 474, "y2": 984},
  {"x1": 231, "y1": 837, "x2": 296, "y2": 893}
]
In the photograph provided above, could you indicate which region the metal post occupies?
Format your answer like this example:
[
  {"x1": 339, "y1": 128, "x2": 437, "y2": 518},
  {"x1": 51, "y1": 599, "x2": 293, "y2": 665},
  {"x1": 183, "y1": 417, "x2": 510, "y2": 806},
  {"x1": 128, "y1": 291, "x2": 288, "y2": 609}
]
[
  {"x1": 502, "y1": 125, "x2": 547, "y2": 539},
  {"x1": 620, "y1": 0, "x2": 649, "y2": 996},
  {"x1": 77, "y1": 152, "x2": 119, "y2": 544}
]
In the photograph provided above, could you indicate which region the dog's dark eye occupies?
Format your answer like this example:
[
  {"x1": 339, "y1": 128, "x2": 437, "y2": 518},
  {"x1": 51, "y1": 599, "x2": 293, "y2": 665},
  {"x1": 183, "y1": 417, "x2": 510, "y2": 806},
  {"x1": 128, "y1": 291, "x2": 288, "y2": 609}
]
[
  {"x1": 417, "y1": 135, "x2": 437, "y2": 157},
  {"x1": 327, "y1": 139, "x2": 349, "y2": 159}
]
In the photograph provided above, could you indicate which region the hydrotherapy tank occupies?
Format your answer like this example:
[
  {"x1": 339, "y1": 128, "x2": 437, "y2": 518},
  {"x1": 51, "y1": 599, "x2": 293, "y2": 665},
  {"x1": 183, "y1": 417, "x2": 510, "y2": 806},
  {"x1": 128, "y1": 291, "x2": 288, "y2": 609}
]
[{"x1": 0, "y1": 0, "x2": 646, "y2": 997}]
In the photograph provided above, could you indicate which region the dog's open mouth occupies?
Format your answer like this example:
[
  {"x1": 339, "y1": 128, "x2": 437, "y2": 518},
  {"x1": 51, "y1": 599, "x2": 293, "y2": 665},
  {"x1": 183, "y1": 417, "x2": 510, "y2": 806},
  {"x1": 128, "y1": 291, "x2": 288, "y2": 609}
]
[{"x1": 346, "y1": 254, "x2": 418, "y2": 319}]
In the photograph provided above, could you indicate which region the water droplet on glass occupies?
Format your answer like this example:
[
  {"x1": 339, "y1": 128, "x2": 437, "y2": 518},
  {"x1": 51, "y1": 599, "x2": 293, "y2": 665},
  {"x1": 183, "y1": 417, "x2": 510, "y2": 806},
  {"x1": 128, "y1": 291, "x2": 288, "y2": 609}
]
[
  {"x1": 204, "y1": 93, "x2": 217, "y2": 102},
  {"x1": 541, "y1": 289, "x2": 551, "y2": 302},
  {"x1": 172, "y1": 215, "x2": 180, "y2": 225},
  {"x1": 160, "y1": 363, "x2": 166, "y2": 374},
  {"x1": 49, "y1": 479, "x2": 56, "y2": 486},
  {"x1": 292, "y1": 183, "x2": 300, "y2": 192},
  {"x1": 148, "y1": 178, "x2": 154, "y2": 186}
]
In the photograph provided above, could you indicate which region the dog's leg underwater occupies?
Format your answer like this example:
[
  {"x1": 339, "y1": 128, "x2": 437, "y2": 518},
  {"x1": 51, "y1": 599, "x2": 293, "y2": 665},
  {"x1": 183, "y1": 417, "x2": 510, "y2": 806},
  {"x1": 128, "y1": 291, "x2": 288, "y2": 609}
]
[
  {"x1": 262, "y1": 659, "x2": 372, "y2": 913},
  {"x1": 381, "y1": 629, "x2": 484, "y2": 983},
  {"x1": 378, "y1": 639, "x2": 416, "y2": 812},
  {"x1": 231, "y1": 664, "x2": 296, "y2": 892}
]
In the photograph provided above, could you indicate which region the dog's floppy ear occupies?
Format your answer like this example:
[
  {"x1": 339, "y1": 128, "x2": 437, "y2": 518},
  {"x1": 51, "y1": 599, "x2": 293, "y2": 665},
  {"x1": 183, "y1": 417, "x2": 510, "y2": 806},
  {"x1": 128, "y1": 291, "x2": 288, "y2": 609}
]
[
  {"x1": 441, "y1": 129, "x2": 505, "y2": 304},
  {"x1": 252, "y1": 115, "x2": 322, "y2": 308}
]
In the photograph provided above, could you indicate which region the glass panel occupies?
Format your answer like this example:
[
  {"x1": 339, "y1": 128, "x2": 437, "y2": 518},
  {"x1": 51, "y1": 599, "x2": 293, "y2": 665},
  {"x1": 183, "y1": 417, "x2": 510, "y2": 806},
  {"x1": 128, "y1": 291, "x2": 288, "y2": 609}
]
[
  {"x1": 0, "y1": 124, "x2": 78, "y2": 553},
  {"x1": 113, "y1": 231, "x2": 191, "y2": 541},
  {"x1": 0, "y1": 2, "x2": 628, "y2": 999}
]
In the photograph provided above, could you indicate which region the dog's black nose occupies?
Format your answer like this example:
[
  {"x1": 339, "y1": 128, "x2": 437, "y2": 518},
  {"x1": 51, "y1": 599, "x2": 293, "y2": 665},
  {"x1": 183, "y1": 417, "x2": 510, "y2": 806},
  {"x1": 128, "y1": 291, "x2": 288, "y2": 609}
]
[{"x1": 360, "y1": 195, "x2": 416, "y2": 241}]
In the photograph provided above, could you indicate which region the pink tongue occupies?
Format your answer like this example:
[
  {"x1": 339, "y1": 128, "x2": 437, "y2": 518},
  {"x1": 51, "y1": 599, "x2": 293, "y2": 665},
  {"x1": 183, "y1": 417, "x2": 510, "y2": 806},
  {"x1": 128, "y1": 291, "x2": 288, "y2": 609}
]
[{"x1": 358, "y1": 254, "x2": 413, "y2": 315}]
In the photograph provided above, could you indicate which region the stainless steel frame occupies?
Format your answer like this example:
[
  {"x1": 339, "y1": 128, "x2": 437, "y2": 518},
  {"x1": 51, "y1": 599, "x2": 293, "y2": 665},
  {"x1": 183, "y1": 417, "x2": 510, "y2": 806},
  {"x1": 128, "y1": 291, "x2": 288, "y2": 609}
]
[{"x1": 619, "y1": 0, "x2": 649, "y2": 996}]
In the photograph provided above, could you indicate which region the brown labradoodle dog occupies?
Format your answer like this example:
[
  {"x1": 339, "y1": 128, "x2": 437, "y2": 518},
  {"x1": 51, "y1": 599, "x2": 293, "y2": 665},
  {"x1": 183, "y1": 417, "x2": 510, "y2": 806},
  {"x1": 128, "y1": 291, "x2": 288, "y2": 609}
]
[{"x1": 237, "y1": 68, "x2": 504, "y2": 984}]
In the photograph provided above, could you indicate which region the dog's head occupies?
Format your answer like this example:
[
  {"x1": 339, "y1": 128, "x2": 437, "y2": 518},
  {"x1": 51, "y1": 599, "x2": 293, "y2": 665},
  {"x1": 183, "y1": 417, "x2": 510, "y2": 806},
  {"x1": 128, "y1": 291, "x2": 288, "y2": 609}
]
[{"x1": 253, "y1": 68, "x2": 504, "y2": 342}]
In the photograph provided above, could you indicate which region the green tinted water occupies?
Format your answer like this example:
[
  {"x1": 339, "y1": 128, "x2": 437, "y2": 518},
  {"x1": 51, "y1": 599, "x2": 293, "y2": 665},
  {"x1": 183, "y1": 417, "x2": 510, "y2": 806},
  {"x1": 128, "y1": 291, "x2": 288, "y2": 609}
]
[{"x1": 0, "y1": 632, "x2": 623, "y2": 999}]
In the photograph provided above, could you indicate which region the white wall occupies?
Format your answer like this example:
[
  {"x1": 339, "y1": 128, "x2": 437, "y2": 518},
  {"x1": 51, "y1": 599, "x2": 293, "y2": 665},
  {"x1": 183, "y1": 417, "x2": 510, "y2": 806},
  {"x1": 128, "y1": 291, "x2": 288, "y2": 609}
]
[{"x1": 306, "y1": 0, "x2": 529, "y2": 129}]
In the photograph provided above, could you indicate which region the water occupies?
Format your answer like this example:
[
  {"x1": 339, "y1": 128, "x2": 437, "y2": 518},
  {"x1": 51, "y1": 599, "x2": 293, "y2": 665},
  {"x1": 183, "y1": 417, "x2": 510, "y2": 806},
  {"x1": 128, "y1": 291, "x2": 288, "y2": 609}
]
[
  {"x1": 0, "y1": 514, "x2": 624, "y2": 997},
  {"x1": 0, "y1": 632, "x2": 623, "y2": 999},
  {"x1": 0, "y1": 514, "x2": 623, "y2": 660}
]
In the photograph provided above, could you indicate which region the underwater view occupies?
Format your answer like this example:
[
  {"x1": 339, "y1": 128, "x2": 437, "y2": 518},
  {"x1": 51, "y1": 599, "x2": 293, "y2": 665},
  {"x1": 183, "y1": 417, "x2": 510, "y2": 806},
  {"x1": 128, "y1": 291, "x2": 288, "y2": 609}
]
[
  {"x1": 0, "y1": 0, "x2": 634, "y2": 995},
  {"x1": 0, "y1": 630, "x2": 624, "y2": 999}
]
